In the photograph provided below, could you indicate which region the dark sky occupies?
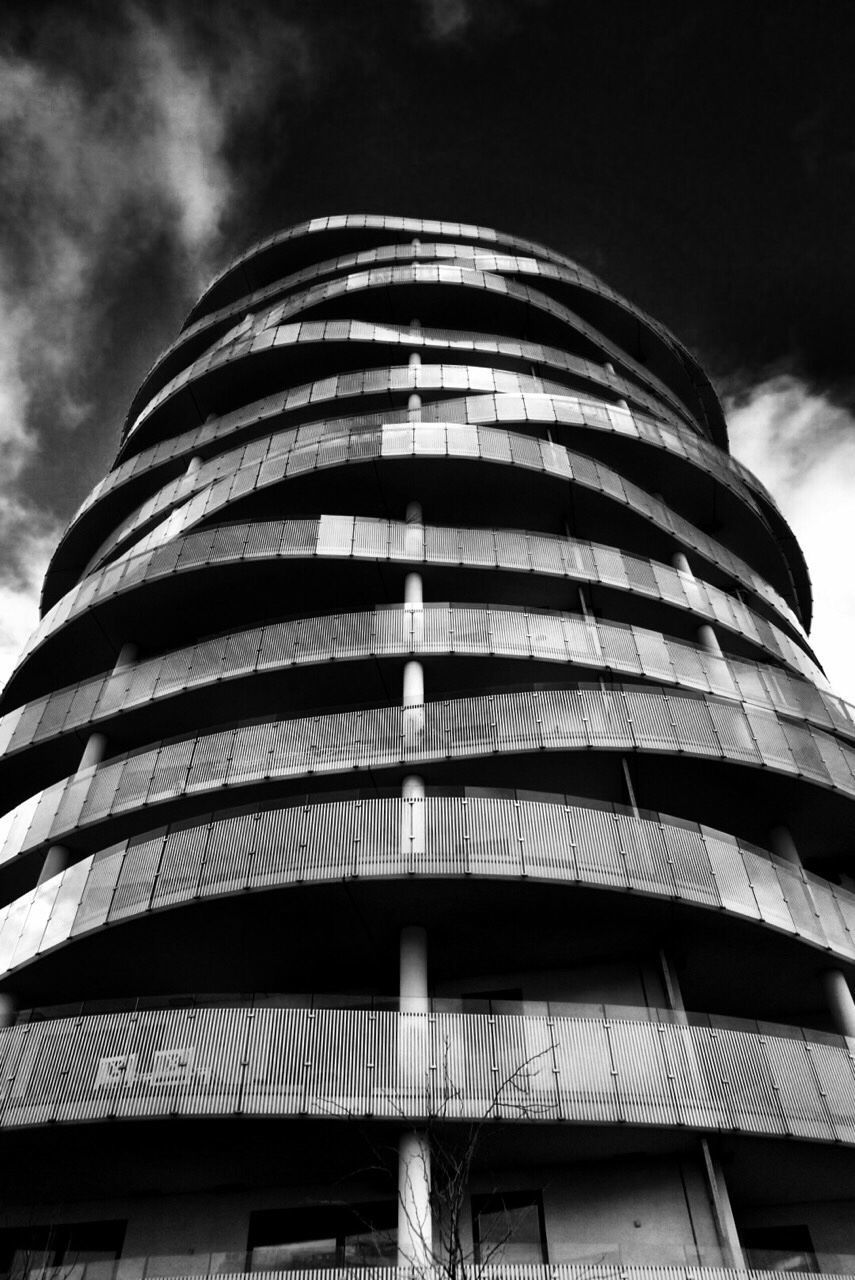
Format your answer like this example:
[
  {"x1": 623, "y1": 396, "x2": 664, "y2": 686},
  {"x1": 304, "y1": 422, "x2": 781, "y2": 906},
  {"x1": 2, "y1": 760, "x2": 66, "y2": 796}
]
[{"x1": 1, "y1": 0, "x2": 855, "y2": 688}]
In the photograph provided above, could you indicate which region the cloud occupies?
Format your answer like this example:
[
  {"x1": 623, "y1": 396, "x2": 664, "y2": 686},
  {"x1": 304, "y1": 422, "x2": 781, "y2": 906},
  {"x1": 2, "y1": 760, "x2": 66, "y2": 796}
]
[
  {"x1": 0, "y1": 3, "x2": 312, "y2": 692},
  {"x1": 418, "y1": 0, "x2": 473, "y2": 39},
  {"x1": 726, "y1": 375, "x2": 855, "y2": 704}
]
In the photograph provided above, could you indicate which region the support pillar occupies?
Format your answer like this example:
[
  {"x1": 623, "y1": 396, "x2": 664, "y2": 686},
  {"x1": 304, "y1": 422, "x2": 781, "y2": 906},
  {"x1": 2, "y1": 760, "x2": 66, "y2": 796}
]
[
  {"x1": 400, "y1": 924, "x2": 428, "y2": 1012},
  {"x1": 823, "y1": 969, "x2": 855, "y2": 1039},
  {"x1": 78, "y1": 731, "x2": 108, "y2": 772},
  {"x1": 671, "y1": 551, "x2": 693, "y2": 577},
  {"x1": 398, "y1": 924, "x2": 432, "y2": 1265},
  {"x1": 114, "y1": 642, "x2": 139, "y2": 670},
  {"x1": 398, "y1": 1129, "x2": 432, "y2": 1266},
  {"x1": 401, "y1": 775, "x2": 426, "y2": 866},
  {"x1": 768, "y1": 827, "x2": 846, "y2": 1029},
  {"x1": 700, "y1": 1138, "x2": 747, "y2": 1269},
  {"x1": 39, "y1": 845, "x2": 70, "y2": 885},
  {"x1": 697, "y1": 624, "x2": 723, "y2": 657},
  {"x1": 0, "y1": 994, "x2": 15, "y2": 1028},
  {"x1": 769, "y1": 825, "x2": 801, "y2": 867}
]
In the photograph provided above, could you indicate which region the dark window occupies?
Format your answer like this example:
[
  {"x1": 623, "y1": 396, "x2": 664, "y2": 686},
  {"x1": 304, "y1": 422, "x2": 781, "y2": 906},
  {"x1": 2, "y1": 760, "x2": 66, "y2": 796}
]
[
  {"x1": 247, "y1": 1203, "x2": 396, "y2": 1271},
  {"x1": 471, "y1": 1191, "x2": 547, "y2": 1264},
  {"x1": 740, "y1": 1224, "x2": 818, "y2": 1273},
  {"x1": 0, "y1": 1222, "x2": 125, "y2": 1280}
]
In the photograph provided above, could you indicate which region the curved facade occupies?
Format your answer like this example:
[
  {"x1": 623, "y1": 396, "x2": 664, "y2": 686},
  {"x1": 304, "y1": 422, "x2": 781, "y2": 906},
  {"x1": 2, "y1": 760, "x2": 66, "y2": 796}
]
[{"x1": 2, "y1": 213, "x2": 855, "y2": 1276}]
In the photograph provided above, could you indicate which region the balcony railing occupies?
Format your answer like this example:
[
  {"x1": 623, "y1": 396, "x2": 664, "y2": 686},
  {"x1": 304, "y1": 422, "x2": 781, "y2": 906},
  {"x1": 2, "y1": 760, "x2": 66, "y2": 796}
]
[
  {"x1": 1, "y1": 1004, "x2": 855, "y2": 1144},
  {"x1": 6, "y1": 1251, "x2": 855, "y2": 1276},
  {"x1": 1, "y1": 687, "x2": 853, "y2": 881},
  {"x1": 13, "y1": 516, "x2": 818, "y2": 710},
  {"x1": 125, "y1": 265, "x2": 695, "y2": 444},
  {"x1": 1, "y1": 793, "x2": 854, "y2": 979},
  {"x1": 108, "y1": 419, "x2": 795, "y2": 642},
  {"x1": 0, "y1": 608, "x2": 848, "y2": 790},
  {"x1": 11, "y1": 1255, "x2": 855, "y2": 1277},
  {"x1": 98, "y1": 386, "x2": 769, "y2": 574}
]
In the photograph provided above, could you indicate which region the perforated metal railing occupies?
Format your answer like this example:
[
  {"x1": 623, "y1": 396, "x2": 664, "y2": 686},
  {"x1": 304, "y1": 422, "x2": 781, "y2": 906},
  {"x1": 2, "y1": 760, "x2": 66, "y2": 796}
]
[
  {"x1": 0, "y1": 608, "x2": 850, "y2": 793},
  {"x1": 5, "y1": 1260, "x2": 855, "y2": 1279},
  {"x1": 15, "y1": 517, "x2": 819, "y2": 694},
  {"x1": 126, "y1": 266, "x2": 700, "y2": 444},
  {"x1": 2, "y1": 795, "x2": 855, "y2": 978},
  {"x1": 85, "y1": 423, "x2": 808, "y2": 645},
  {"x1": 140, "y1": 243, "x2": 718, "y2": 436},
  {"x1": 2, "y1": 686, "x2": 854, "y2": 879},
  {"x1": 2, "y1": 1002, "x2": 855, "y2": 1144},
  {"x1": 91, "y1": 389, "x2": 776, "y2": 576},
  {"x1": 75, "y1": 323, "x2": 763, "y2": 523}
]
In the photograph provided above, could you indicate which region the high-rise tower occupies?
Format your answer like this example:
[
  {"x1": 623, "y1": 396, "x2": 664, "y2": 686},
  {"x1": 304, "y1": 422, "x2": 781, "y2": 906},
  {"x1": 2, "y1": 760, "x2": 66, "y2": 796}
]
[{"x1": 2, "y1": 215, "x2": 855, "y2": 1274}]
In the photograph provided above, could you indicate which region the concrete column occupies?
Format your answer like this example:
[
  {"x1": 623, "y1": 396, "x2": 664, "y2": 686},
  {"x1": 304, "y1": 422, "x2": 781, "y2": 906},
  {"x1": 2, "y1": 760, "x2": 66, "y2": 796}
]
[
  {"x1": 403, "y1": 659, "x2": 425, "y2": 744},
  {"x1": 401, "y1": 775, "x2": 426, "y2": 865},
  {"x1": 621, "y1": 756, "x2": 640, "y2": 817},
  {"x1": 114, "y1": 642, "x2": 138, "y2": 670},
  {"x1": 400, "y1": 924, "x2": 429, "y2": 1012},
  {"x1": 403, "y1": 660, "x2": 424, "y2": 708},
  {"x1": 398, "y1": 925, "x2": 432, "y2": 1264},
  {"x1": 39, "y1": 845, "x2": 70, "y2": 885},
  {"x1": 697, "y1": 624, "x2": 723, "y2": 657},
  {"x1": 78, "y1": 731, "x2": 108, "y2": 772},
  {"x1": 671, "y1": 551, "x2": 693, "y2": 578},
  {"x1": 398, "y1": 1129, "x2": 432, "y2": 1266},
  {"x1": 0, "y1": 994, "x2": 15, "y2": 1028},
  {"x1": 408, "y1": 351, "x2": 422, "y2": 368},
  {"x1": 659, "y1": 948, "x2": 687, "y2": 1017},
  {"x1": 823, "y1": 969, "x2": 855, "y2": 1039},
  {"x1": 405, "y1": 573, "x2": 423, "y2": 607},
  {"x1": 700, "y1": 1138, "x2": 747, "y2": 1269},
  {"x1": 185, "y1": 455, "x2": 203, "y2": 477},
  {"x1": 769, "y1": 825, "x2": 802, "y2": 868},
  {"x1": 405, "y1": 572, "x2": 424, "y2": 647}
]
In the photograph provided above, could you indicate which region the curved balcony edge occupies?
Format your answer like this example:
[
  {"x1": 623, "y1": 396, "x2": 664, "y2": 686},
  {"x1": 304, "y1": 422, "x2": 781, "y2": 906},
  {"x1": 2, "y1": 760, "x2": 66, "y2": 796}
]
[
  {"x1": 3, "y1": 794, "x2": 855, "y2": 980},
  {"x1": 1, "y1": 1005, "x2": 854, "y2": 1147}
]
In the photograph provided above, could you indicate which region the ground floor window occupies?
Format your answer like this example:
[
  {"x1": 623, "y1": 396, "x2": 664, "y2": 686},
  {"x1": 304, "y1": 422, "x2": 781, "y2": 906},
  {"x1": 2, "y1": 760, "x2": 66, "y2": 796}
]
[
  {"x1": 247, "y1": 1202, "x2": 397, "y2": 1270},
  {"x1": 0, "y1": 1221, "x2": 125, "y2": 1280},
  {"x1": 740, "y1": 1224, "x2": 818, "y2": 1272},
  {"x1": 471, "y1": 1190, "x2": 548, "y2": 1264}
]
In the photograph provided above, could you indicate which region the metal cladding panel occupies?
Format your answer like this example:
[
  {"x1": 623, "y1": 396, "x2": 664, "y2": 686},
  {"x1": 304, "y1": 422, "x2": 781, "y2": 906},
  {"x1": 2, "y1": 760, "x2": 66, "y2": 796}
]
[
  {"x1": 569, "y1": 805, "x2": 625, "y2": 886},
  {"x1": 615, "y1": 813, "x2": 673, "y2": 897},
  {"x1": 108, "y1": 831, "x2": 166, "y2": 921},
  {"x1": 660, "y1": 822, "x2": 719, "y2": 907},
  {"x1": 151, "y1": 823, "x2": 208, "y2": 908},
  {"x1": 71, "y1": 846, "x2": 124, "y2": 935}
]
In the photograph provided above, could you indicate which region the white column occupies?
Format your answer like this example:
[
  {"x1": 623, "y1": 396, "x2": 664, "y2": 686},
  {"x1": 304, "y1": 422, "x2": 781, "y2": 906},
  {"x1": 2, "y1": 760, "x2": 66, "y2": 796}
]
[
  {"x1": 408, "y1": 392, "x2": 422, "y2": 419},
  {"x1": 697, "y1": 624, "x2": 723, "y2": 656},
  {"x1": 823, "y1": 969, "x2": 855, "y2": 1039},
  {"x1": 769, "y1": 825, "x2": 801, "y2": 867},
  {"x1": 401, "y1": 775, "x2": 426, "y2": 865},
  {"x1": 700, "y1": 1138, "x2": 747, "y2": 1269},
  {"x1": 400, "y1": 924, "x2": 429, "y2": 1012},
  {"x1": 398, "y1": 1129, "x2": 432, "y2": 1266},
  {"x1": 39, "y1": 845, "x2": 69, "y2": 885},
  {"x1": 672, "y1": 551, "x2": 693, "y2": 577},
  {"x1": 405, "y1": 573, "x2": 423, "y2": 607},
  {"x1": 398, "y1": 925, "x2": 432, "y2": 1265},
  {"x1": 78, "y1": 731, "x2": 108, "y2": 772},
  {"x1": 114, "y1": 642, "x2": 139, "y2": 669}
]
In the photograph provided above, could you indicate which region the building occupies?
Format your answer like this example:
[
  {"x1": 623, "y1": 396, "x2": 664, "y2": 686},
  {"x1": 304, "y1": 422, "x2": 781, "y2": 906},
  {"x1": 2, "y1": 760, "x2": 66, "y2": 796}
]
[{"x1": 1, "y1": 213, "x2": 855, "y2": 1274}]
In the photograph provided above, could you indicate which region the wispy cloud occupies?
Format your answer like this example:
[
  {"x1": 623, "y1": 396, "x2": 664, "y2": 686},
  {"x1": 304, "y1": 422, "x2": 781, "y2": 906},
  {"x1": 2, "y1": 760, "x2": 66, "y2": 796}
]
[
  {"x1": 727, "y1": 375, "x2": 855, "y2": 703},
  {"x1": 0, "y1": 3, "x2": 312, "y2": 689},
  {"x1": 418, "y1": 0, "x2": 473, "y2": 40}
]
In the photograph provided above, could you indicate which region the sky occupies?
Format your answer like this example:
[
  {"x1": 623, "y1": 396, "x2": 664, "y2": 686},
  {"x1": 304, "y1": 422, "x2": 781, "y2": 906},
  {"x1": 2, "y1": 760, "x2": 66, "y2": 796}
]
[{"x1": 1, "y1": 0, "x2": 854, "y2": 697}]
